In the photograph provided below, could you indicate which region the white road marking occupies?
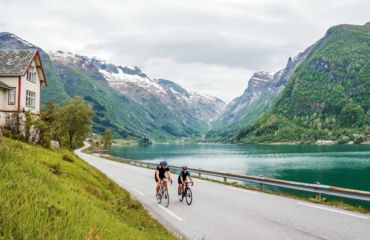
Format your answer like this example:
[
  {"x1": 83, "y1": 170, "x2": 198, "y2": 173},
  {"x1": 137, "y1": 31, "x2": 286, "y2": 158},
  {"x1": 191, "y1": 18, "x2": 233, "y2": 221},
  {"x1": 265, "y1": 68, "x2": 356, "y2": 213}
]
[
  {"x1": 116, "y1": 178, "x2": 124, "y2": 183},
  {"x1": 297, "y1": 202, "x2": 369, "y2": 220},
  {"x1": 158, "y1": 205, "x2": 183, "y2": 221},
  {"x1": 227, "y1": 186, "x2": 259, "y2": 195},
  {"x1": 132, "y1": 188, "x2": 144, "y2": 196},
  {"x1": 108, "y1": 173, "x2": 113, "y2": 178}
]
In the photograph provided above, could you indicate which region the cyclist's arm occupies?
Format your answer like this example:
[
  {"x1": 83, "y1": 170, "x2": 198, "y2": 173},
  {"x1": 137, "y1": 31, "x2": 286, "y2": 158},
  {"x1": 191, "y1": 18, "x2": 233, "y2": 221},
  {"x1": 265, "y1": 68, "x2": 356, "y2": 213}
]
[
  {"x1": 155, "y1": 170, "x2": 159, "y2": 180},
  {"x1": 189, "y1": 176, "x2": 193, "y2": 182},
  {"x1": 167, "y1": 171, "x2": 172, "y2": 181}
]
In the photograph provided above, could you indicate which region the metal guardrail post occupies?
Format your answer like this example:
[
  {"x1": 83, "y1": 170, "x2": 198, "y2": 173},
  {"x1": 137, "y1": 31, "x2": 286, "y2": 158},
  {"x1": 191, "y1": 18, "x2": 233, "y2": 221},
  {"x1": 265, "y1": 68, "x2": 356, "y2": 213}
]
[
  {"x1": 315, "y1": 182, "x2": 322, "y2": 200},
  {"x1": 259, "y1": 183, "x2": 264, "y2": 192},
  {"x1": 223, "y1": 177, "x2": 227, "y2": 183},
  {"x1": 259, "y1": 176, "x2": 264, "y2": 192},
  {"x1": 198, "y1": 168, "x2": 202, "y2": 178}
]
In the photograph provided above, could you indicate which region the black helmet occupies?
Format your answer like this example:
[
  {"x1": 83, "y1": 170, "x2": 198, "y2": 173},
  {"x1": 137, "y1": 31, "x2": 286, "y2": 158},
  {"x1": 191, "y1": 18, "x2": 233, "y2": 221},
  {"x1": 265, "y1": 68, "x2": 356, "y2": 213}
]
[
  {"x1": 182, "y1": 166, "x2": 188, "y2": 170},
  {"x1": 160, "y1": 161, "x2": 168, "y2": 166}
]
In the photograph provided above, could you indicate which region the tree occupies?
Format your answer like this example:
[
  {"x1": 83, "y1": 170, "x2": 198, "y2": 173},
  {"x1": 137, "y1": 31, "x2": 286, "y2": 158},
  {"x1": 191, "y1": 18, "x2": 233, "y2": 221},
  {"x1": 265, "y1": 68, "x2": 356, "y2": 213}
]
[
  {"x1": 340, "y1": 102, "x2": 364, "y2": 126},
  {"x1": 102, "y1": 128, "x2": 113, "y2": 153},
  {"x1": 59, "y1": 97, "x2": 94, "y2": 150},
  {"x1": 41, "y1": 102, "x2": 63, "y2": 146}
]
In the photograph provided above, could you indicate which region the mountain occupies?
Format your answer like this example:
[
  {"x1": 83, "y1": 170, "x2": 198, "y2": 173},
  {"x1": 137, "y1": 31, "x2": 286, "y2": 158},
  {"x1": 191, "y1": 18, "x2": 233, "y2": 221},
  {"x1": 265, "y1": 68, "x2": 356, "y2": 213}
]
[
  {"x1": 0, "y1": 32, "x2": 225, "y2": 140},
  {"x1": 49, "y1": 51, "x2": 226, "y2": 139},
  {"x1": 0, "y1": 33, "x2": 153, "y2": 139},
  {"x1": 208, "y1": 37, "x2": 320, "y2": 140},
  {"x1": 235, "y1": 23, "x2": 370, "y2": 143},
  {"x1": 93, "y1": 57, "x2": 225, "y2": 124}
]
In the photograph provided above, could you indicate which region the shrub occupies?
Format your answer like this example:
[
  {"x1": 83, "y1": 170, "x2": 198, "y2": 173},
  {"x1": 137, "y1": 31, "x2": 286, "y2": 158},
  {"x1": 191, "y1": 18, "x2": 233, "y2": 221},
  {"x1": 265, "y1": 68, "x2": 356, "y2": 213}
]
[
  {"x1": 49, "y1": 163, "x2": 61, "y2": 175},
  {"x1": 62, "y1": 154, "x2": 74, "y2": 163}
]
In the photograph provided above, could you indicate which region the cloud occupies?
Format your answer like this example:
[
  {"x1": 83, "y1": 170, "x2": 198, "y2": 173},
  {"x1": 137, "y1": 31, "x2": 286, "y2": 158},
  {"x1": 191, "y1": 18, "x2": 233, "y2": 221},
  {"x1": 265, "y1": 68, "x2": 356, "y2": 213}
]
[{"x1": 0, "y1": 0, "x2": 369, "y2": 102}]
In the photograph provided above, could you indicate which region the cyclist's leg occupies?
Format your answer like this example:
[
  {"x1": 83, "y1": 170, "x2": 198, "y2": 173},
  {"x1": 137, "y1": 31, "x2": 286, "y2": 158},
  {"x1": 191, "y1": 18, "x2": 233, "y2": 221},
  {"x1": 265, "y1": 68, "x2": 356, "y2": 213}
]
[
  {"x1": 178, "y1": 178, "x2": 182, "y2": 194},
  {"x1": 155, "y1": 177, "x2": 160, "y2": 194},
  {"x1": 163, "y1": 179, "x2": 168, "y2": 190}
]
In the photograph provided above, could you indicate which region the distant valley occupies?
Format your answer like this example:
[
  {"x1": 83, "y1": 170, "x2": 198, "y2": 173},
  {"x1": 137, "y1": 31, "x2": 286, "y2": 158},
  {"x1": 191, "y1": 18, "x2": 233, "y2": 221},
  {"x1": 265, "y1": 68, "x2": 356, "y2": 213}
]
[{"x1": 1, "y1": 22, "x2": 369, "y2": 144}]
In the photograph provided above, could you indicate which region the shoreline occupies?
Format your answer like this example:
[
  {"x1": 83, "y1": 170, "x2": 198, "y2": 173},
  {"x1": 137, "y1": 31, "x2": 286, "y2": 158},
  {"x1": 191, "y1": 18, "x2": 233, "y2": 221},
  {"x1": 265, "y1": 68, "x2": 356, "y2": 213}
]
[{"x1": 83, "y1": 146, "x2": 370, "y2": 214}]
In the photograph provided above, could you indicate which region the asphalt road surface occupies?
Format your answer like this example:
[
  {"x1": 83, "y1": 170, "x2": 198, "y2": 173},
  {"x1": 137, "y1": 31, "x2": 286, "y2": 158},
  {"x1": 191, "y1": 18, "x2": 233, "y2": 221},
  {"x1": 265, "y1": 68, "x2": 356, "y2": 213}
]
[{"x1": 75, "y1": 145, "x2": 370, "y2": 240}]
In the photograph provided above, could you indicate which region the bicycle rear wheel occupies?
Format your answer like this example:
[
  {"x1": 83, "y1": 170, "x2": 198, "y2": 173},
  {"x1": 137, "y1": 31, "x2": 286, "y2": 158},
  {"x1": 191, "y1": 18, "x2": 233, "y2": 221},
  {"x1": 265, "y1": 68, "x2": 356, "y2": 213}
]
[
  {"x1": 185, "y1": 188, "x2": 192, "y2": 205},
  {"x1": 163, "y1": 189, "x2": 170, "y2": 207}
]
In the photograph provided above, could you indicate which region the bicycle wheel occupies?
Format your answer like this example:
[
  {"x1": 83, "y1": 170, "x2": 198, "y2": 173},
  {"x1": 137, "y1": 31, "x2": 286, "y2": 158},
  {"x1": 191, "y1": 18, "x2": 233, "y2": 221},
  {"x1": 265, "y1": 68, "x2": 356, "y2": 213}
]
[
  {"x1": 178, "y1": 190, "x2": 184, "y2": 202},
  {"x1": 163, "y1": 189, "x2": 170, "y2": 207},
  {"x1": 156, "y1": 192, "x2": 162, "y2": 204},
  {"x1": 185, "y1": 188, "x2": 192, "y2": 205}
]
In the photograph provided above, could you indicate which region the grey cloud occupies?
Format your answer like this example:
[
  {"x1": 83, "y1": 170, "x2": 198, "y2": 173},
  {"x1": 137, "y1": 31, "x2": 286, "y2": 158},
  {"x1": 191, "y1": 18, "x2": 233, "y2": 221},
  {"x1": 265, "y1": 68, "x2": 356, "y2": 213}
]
[{"x1": 0, "y1": 0, "x2": 369, "y2": 101}]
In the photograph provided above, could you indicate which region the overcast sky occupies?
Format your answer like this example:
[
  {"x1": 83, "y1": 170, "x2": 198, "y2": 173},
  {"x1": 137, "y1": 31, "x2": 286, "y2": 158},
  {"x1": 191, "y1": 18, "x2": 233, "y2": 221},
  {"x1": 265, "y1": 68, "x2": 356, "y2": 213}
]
[{"x1": 0, "y1": 0, "x2": 369, "y2": 102}]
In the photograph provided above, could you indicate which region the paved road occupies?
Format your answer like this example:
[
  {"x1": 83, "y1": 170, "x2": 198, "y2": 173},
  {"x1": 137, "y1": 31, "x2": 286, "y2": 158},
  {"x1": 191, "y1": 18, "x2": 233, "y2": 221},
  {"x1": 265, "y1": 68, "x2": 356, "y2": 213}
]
[{"x1": 75, "y1": 145, "x2": 370, "y2": 240}]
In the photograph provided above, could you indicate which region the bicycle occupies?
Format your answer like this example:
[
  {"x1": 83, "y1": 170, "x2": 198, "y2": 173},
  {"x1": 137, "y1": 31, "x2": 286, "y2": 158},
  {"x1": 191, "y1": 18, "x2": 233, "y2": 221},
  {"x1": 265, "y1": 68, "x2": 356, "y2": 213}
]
[
  {"x1": 156, "y1": 178, "x2": 171, "y2": 207},
  {"x1": 178, "y1": 181, "x2": 193, "y2": 205}
]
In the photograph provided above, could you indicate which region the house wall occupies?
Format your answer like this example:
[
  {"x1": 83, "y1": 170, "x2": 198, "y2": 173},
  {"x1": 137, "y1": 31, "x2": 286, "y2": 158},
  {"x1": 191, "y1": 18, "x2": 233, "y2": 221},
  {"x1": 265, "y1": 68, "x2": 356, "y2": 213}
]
[
  {"x1": 0, "y1": 76, "x2": 19, "y2": 112},
  {"x1": 21, "y1": 60, "x2": 41, "y2": 113},
  {"x1": 0, "y1": 89, "x2": 6, "y2": 126}
]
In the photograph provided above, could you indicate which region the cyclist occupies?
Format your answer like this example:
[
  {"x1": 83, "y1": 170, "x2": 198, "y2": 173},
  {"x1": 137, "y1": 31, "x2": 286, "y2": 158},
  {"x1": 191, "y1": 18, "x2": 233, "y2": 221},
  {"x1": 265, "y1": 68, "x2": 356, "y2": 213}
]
[
  {"x1": 178, "y1": 166, "x2": 193, "y2": 195},
  {"x1": 155, "y1": 161, "x2": 172, "y2": 194}
]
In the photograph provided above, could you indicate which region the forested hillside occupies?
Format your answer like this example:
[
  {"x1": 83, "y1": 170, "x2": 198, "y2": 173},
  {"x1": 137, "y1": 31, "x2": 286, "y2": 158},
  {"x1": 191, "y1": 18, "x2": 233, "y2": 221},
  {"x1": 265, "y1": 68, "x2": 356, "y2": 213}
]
[{"x1": 235, "y1": 23, "x2": 370, "y2": 143}]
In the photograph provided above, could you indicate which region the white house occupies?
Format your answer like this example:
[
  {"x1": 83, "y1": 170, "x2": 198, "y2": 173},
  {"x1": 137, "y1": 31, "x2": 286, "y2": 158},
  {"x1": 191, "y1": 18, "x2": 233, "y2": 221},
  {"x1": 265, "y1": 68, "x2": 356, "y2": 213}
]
[{"x1": 0, "y1": 49, "x2": 47, "y2": 127}]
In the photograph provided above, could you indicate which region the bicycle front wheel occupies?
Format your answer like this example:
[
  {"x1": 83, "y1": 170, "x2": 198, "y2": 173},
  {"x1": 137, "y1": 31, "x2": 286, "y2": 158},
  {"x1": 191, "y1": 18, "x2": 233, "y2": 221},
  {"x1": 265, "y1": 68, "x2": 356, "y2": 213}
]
[
  {"x1": 185, "y1": 188, "x2": 192, "y2": 205},
  {"x1": 163, "y1": 189, "x2": 170, "y2": 207},
  {"x1": 156, "y1": 192, "x2": 162, "y2": 204}
]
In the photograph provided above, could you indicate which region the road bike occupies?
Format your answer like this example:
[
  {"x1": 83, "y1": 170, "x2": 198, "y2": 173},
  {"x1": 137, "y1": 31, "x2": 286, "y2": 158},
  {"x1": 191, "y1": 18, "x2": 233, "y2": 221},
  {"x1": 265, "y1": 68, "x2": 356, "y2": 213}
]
[
  {"x1": 156, "y1": 178, "x2": 171, "y2": 207},
  {"x1": 178, "y1": 181, "x2": 193, "y2": 205}
]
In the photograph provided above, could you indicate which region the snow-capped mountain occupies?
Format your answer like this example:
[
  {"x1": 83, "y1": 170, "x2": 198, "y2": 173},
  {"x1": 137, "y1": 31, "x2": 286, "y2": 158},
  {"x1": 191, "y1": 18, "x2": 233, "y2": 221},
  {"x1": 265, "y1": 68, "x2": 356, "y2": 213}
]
[
  {"x1": 49, "y1": 50, "x2": 226, "y2": 134},
  {"x1": 96, "y1": 61, "x2": 226, "y2": 122}
]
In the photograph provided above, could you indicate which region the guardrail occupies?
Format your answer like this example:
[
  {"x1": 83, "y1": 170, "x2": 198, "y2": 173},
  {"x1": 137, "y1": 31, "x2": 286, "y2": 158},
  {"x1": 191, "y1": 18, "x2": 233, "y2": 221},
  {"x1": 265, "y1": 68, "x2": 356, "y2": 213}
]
[{"x1": 128, "y1": 160, "x2": 370, "y2": 202}]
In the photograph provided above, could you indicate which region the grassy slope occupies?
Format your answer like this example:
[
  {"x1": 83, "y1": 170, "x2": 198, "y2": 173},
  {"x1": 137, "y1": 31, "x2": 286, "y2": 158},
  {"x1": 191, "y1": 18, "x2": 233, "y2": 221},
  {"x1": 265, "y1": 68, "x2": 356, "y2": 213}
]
[{"x1": 0, "y1": 139, "x2": 176, "y2": 240}]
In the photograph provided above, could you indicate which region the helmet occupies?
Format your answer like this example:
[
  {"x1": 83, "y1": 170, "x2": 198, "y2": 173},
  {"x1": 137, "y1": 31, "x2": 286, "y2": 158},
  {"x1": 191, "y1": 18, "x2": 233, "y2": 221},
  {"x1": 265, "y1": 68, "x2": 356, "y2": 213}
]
[
  {"x1": 160, "y1": 161, "x2": 168, "y2": 166},
  {"x1": 182, "y1": 166, "x2": 188, "y2": 170}
]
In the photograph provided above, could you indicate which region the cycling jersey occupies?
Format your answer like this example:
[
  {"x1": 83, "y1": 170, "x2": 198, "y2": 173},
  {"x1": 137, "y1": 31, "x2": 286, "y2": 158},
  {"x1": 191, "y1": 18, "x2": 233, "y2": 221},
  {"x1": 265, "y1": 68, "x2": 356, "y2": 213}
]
[
  {"x1": 155, "y1": 166, "x2": 170, "y2": 181},
  {"x1": 178, "y1": 171, "x2": 191, "y2": 183}
]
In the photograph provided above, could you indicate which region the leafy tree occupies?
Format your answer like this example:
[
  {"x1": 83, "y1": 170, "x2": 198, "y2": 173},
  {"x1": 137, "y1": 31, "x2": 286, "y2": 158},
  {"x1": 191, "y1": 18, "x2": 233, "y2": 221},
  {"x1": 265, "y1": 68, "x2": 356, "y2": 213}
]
[
  {"x1": 59, "y1": 97, "x2": 94, "y2": 150},
  {"x1": 340, "y1": 102, "x2": 364, "y2": 126},
  {"x1": 102, "y1": 128, "x2": 113, "y2": 152}
]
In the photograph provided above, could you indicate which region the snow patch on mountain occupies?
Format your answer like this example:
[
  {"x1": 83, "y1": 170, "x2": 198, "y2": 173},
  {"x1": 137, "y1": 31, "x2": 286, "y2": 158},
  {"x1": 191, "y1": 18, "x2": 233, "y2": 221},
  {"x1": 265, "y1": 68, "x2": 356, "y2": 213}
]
[{"x1": 49, "y1": 50, "x2": 226, "y2": 122}]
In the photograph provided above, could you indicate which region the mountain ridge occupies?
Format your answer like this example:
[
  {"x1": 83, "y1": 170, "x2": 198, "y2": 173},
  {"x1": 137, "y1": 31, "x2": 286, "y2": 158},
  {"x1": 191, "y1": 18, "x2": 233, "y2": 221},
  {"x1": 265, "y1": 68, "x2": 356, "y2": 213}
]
[
  {"x1": 49, "y1": 50, "x2": 226, "y2": 135},
  {"x1": 235, "y1": 23, "x2": 370, "y2": 143}
]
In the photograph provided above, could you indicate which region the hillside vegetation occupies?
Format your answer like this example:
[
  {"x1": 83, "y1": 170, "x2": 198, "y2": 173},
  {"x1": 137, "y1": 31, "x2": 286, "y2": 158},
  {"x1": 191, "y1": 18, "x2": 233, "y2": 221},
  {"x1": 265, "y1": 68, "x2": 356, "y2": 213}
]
[
  {"x1": 236, "y1": 24, "x2": 370, "y2": 143},
  {"x1": 0, "y1": 139, "x2": 176, "y2": 240}
]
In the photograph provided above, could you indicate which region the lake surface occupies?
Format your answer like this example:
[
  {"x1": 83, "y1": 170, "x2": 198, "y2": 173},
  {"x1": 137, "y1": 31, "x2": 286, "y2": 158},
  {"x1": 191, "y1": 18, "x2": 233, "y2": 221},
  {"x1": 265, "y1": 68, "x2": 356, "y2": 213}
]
[{"x1": 112, "y1": 144, "x2": 370, "y2": 192}]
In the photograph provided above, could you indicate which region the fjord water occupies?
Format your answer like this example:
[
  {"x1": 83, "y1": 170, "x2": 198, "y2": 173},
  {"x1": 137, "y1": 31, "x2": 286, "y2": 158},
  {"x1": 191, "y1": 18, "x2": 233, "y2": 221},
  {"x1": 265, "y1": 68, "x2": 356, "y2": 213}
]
[{"x1": 112, "y1": 144, "x2": 370, "y2": 192}]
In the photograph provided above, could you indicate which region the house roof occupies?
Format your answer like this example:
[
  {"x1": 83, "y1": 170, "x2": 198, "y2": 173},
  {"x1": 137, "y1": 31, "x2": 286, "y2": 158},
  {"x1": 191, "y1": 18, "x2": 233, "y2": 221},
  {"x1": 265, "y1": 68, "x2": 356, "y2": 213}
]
[
  {"x1": 0, "y1": 49, "x2": 47, "y2": 85},
  {"x1": 0, "y1": 49, "x2": 37, "y2": 76},
  {"x1": 0, "y1": 81, "x2": 11, "y2": 89}
]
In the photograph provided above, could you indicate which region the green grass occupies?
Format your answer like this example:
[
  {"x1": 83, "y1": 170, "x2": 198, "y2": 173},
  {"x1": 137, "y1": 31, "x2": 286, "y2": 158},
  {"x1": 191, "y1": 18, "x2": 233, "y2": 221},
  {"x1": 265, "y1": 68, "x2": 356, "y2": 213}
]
[{"x1": 0, "y1": 138, "x2": 177, "y2": 240}]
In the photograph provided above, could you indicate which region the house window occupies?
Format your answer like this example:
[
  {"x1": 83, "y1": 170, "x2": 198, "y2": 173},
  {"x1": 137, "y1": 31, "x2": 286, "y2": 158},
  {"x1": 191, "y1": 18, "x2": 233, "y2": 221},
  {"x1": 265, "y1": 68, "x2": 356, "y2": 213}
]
[
  {"x1": 26, "y1": 90, "x2": 36, "y2": 108},
  {"x1": 8, "y1": 87, "x2": 16, "y2": 105},
  {"x1": 26, "y1": 66, "x2": 36, "y2": 83}
]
